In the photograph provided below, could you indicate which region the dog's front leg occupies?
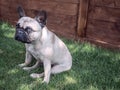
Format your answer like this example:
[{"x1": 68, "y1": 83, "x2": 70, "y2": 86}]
[
  {"x1": 42, "y1": 59, "x2": 51, "y2": 84},
  {"x1": 23, "y1": 60, "x2": 41, "y2": 71},
  {"x1": 19, "y1": 51, "x2": 32, "y2": 67}
]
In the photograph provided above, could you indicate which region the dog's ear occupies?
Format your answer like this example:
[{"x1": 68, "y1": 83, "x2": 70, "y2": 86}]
[
  {"x1": 17, "y1": 6, "x2": 26, "y2": 18},
  {"x1": 35, "y1": 10, "x2": 47, "y2": 25}
]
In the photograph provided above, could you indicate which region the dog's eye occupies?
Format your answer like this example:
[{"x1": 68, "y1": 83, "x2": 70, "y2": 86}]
[{"x1": 24, "y1": 27, "x2": 32, "y2": 34}]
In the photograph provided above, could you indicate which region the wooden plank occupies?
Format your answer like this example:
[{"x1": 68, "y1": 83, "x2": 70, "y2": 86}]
[
  {"x1": 0, "y1": 4, "x2": 18, "y2": 18},
  {"x1": 88, "y1": 6, "x2": 120, "y2": 23},
  {"x1": 48, "y1": 24, "x2": 76, "y2": 39},
  {"x1": 26, "y1": 9, "x2": 77, "y2": 29},
  {"x1": 0, "y1": 5, "x2": 10, "y2": 16},
  {"x1": 47, "y1": 12, "x2": 77, "y2": 29},
  {"x1": 50, "y1": 0, "x2": 79, "y2": 3},
  {"x1": 77, "y1": 0, "x2": 89, "y2": 37},
  {"x1": 86, "y1": 19, "x2": 120, "y2": 45},
  {"x1": 0, "y1": 0, "x2": 10, "y2": 5},
  {"x1": 115, "y1": 0, "x2": 120, "y2": 8},
  {"x1": 7, "y1": 0, "x2": 79, "y2": 4},
  {"x1": 29, "y1": 0, "x2": 79, "y2": 4},
  {"x1": 0, "y1": 0, "x2": 77, "y2": 40},
  {"x1": 85, "y1": 38, "x2": 120, "y2": 49},
  {"x1": 26, "y1": 1, "x2": 78, "y2": 15},
  {"x1": 47, "y1": 23, "x2": 75, "y2": 35},
  {"x1": 90, "y1": 0, "x2": 115, "y2": 7},
  {"x1": 0, "y1": 0, "x2": 1, "y2": 18}
]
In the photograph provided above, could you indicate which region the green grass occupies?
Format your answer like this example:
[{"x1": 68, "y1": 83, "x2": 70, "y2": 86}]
[{"x1": 0, "y1": 22, "x2": 120, "y2": 90}]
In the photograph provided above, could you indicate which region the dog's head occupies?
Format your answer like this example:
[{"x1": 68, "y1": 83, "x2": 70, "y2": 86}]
[{"x1": 15, "y1": 6, "x2": 47, "y2": 43}]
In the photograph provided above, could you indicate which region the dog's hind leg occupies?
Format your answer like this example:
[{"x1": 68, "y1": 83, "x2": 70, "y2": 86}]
[
  {"x1": 23, "y1": 60, "x2": 41, "y2": 71},
  {"x1": 51, "y1": 64, "x2": 72, "y2": 74}
]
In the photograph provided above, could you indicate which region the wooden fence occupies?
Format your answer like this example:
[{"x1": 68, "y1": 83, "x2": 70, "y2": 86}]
[{"x1": 0, "y1": 0, "x2": 120, "y2": 49}]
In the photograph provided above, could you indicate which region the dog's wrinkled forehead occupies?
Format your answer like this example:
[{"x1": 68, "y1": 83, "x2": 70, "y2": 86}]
[{"x1": 18, "y1": 17, "x2": 42, "y2": 31}]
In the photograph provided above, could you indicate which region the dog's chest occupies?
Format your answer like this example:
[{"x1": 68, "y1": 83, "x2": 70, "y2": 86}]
[
  {"x1": 26, "y1": 45, "x2": 53, "y2": 61},
  {"x1": 27, "y1": 45, "x2": 44, "y2": 61}
]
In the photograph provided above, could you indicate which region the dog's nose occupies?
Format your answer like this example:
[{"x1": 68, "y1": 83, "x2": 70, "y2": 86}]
[
  {"x1": 18, "y1": 30, "x2": 24, "y2": 34},
  {"x1": 15, "y1": 30, "x2": 24, "y2": 41}
]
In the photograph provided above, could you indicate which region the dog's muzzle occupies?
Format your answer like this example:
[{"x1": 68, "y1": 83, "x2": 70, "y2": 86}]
[{"x1": 15, "y1": 28, "x2": 31, "y2": 43}]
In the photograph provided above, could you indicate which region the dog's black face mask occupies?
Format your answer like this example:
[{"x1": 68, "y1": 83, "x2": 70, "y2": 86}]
[
  {"x1": 15, "y1": 23, "x2": 31, "y2": 43},
  {"x1": 15, "y1": 6, "x2": 47, "y2": 44}
]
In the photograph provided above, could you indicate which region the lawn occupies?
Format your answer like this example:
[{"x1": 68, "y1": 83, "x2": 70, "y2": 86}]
[{"x1": 0, "y1": 21, "x2": 120, "y2": 90}]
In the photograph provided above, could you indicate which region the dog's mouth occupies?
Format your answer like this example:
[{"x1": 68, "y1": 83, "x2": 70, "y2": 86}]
[
  {"x1": 16, "y1": 38, "x2": 31, "y2": 43},
  {"x1": 15, "y1": 29, "x2": 31, "y2": 44},
  {"x1": 15, "y1": 35, "x2": 31, "y2": 44}
]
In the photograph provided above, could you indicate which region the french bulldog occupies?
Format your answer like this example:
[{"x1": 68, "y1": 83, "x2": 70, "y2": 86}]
[{"x1": 15, "y1": 6, "x2": 72, "y2": 84}]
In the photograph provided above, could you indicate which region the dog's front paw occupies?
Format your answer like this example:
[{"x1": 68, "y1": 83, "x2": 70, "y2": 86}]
[
  {"x1": 30, "y1": 73, "x2": 44, "y2": 78},
  {"x1": 18, "y1": 63, "x2": 27, "y2": 67},
  {"x1": 42, "y1": 79, "x2": 49, "y2": 84},
  {"x1": 23, "y1": 67, "x2": 31, "y2": 71}
]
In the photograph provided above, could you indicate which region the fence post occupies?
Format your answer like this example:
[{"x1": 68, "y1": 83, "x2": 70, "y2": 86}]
[{"x1": 77, "y1": 0, "x2": 90, "y2": 37}]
